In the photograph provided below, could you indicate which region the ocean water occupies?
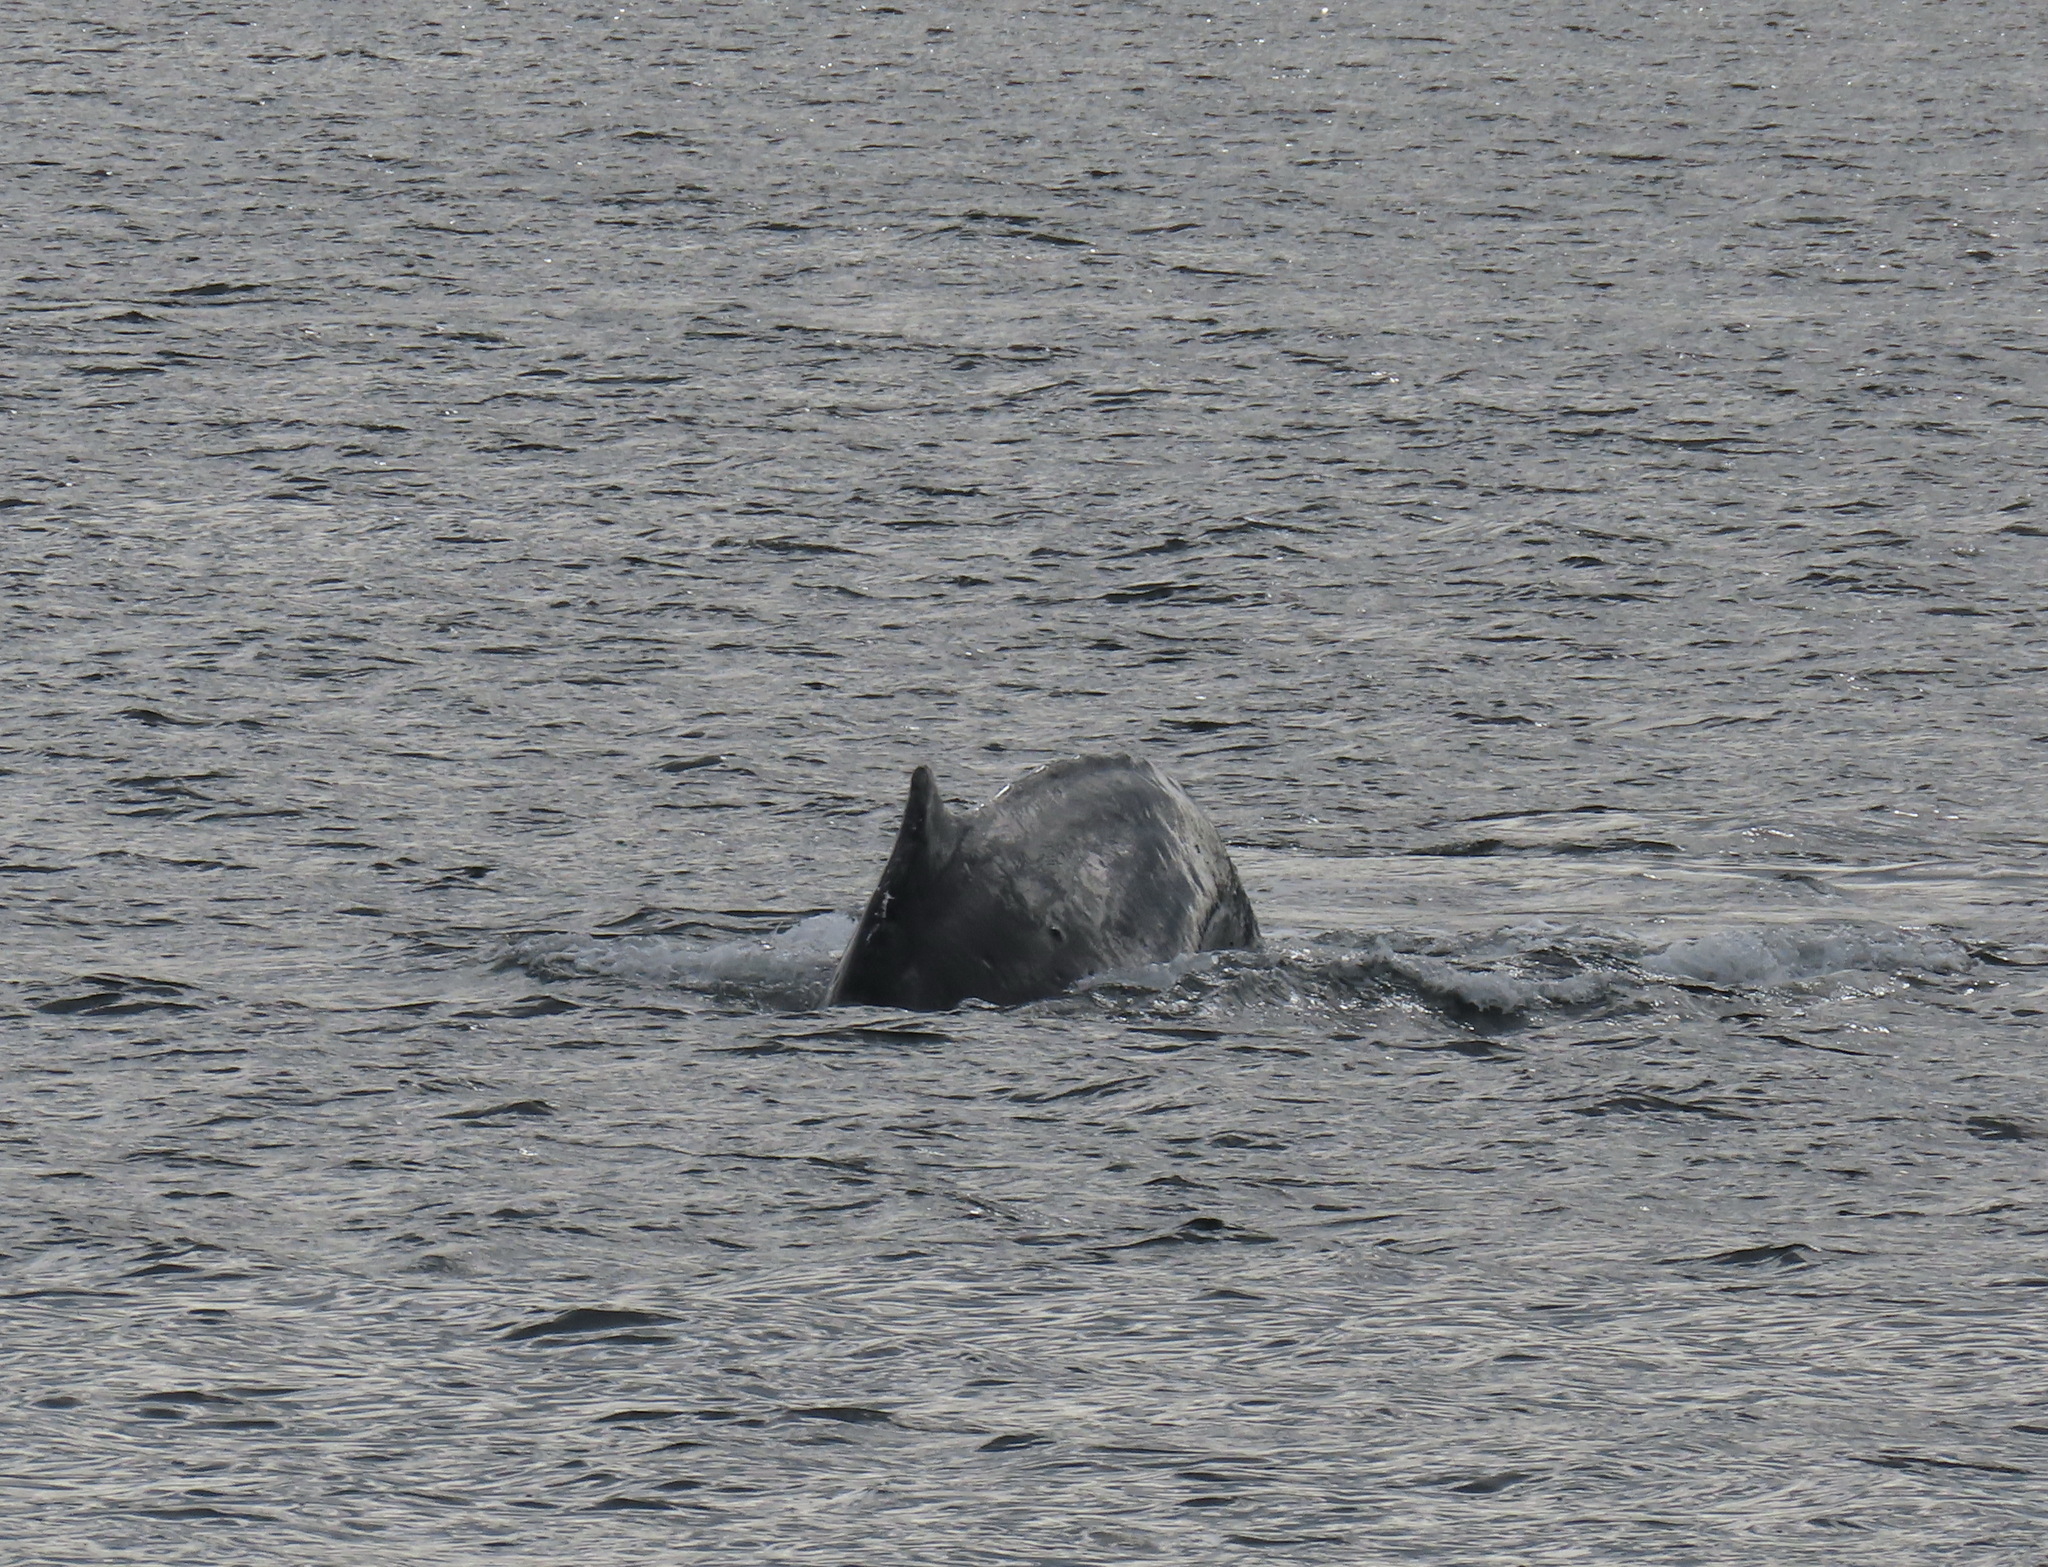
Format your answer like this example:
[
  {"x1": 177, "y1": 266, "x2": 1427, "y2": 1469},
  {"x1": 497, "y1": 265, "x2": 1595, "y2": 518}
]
[{"x1": 6, "y1": 1, "x2": 2048, "y2": 1562}]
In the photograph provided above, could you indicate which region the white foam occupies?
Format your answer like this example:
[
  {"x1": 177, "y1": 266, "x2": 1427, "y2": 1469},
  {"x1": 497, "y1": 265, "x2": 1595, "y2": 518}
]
[
  {"x1": 1347, "y1": 940, "x2": 1615, "y2": 1014},
  {"x1": 1643, "y1": 925, "x2": 1969, "y2": 987},
  {"x1": 1075, "y1": 949, "x2": 1221, "y2": 994},
  {"x1": 503, "y1": 915, "x2": 1973, "y2": 1016},
  {"x1": 508, "y1": 913, "x2": 855, "y2": 1000}
]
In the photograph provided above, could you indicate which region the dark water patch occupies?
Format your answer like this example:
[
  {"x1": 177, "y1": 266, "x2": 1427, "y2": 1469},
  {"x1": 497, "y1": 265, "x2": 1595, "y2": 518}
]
[
  {"x1": 1441, "y1": 1470, "x2": 1537, "y2": 1495},
  {"x1": 115, "y1": 707, "x2": 208, "y2": 727},
  {"x1": 1411, "y1": 836, "x2": 1681, "y2": 856},
  {"x1": 125, "y1": 1150, "x2": 254, "y2": 1170},
  {"x1": 37, "y1": 980, "x2": 200, "y2": 1017},
  {"x1": 1089, "y1": 1442, "x2": 1196, "y2": 1458},
  {"x1": 1574, "y1": 1093, "x2": 1748, "y2": 1120},
  {"x1": 126, "y1": 1260, "x2": 253, "y2": 1281},
  {"x1": 781, "y1": 1024, "x2": 954, "y2": 1046},
  {"x1": 133, "y1": 1504, "x2": 278, "y2": 1522},
  {"x1": 712, "y1": 1038, "x2": 833, "y2": 1057},
  {"x1": 980, "y1": 1432, "x2": 1051, "y2": 1452},
  {"x1": 162, "y1": 281, "x2": 270, "y2": 303},
  {"x1": 1007, "y1": 1074, "x2": 1152, "y2": 1105},
  {"x1": 1176, "y1": 1466, "x2": 1266, "y2": 1487},
  {"x1": 727, "y1": 535, "x2": 857, "y2": 557},
  {"x1": 784, "y1": 1406, "x2": 896, "y2": 1425},
  {"x1": 1855, "y1": 1452, "x2": 2031, "y2": 1478},
  {"x1": 1747, "y1": 1031, "x2": 1873, "y2": 1058},
  {"x1": 1969, "y1": 944, "x2": 2048, "y2": 967},
  {"x1": 1224, "y1": 1535, "x2": 1352, "y2": 1548},
  {"x1": 1099, "y1": 581, "x2": 1249, "y2": 606},
  {"x1": 1964, "y1": 1115, "x2": 2040, "y2": 1141},
  {"x1": 133, "y1": 1390, "x2": 284, "y2": 1427},
  {"x1": 454, "y1": 995, "x2": 579, "y2": 1019},
  {"x1": 9, "y1": 1290, "x2": 136, "y2": 1305},
  {"x1": 1670, "y1": 1244, "x2": 1822, "y2": 1270},
  {"x1": 1452, "y1": 710, "x2": 1540, "y2": 726},
  {"x1": 443, "y1": 1100, "x2": 553, "y2": 1122},
  {"x1": 499, "y1": 1308, "x2": 676, "y2": 1342},
  {"x1": 1112, "y1": 1217, "x2": 1277, "y2": 1251},
  {"x1": 1411, "y1": 838, "x2": 1507, "y2": 857},
  {"x1": 1309, "y1": 1211, "x2": 1404, "y2": 1233},
  {"x1": 137, "y1": 1389, "x2": 241, "y2": 1408},
  {"x1": 1209, "y1": 1131, "x2": 1287, "y2": 1150}
]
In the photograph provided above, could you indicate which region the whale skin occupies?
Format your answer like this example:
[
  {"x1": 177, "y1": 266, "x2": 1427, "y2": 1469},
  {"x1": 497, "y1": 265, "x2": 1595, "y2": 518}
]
[{"x1": 827, "y1": 753, "x2": 1259, "y2": 1010}]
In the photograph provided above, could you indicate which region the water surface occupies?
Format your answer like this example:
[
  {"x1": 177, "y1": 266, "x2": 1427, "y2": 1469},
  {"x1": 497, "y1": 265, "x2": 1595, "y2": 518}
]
[{"x1": 7, "y1": 2, "x2": 2048, "y2": 1562}]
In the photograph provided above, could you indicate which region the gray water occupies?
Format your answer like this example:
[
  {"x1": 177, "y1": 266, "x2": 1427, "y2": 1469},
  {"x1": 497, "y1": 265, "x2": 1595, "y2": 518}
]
[{"x1": 7, "y1": 1, "x2": 2048, "y2": 1561}]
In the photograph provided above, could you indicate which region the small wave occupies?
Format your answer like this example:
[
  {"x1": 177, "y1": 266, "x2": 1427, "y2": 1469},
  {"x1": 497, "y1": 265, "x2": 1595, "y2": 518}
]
[
  {"x1": 1317, "y1": 940, "x2": 1620, "y2": 1015},
  {"x1": 500, "y1": 913, "x2": 1973, "y2": 1020},
  {"x1": 1067, "y1": 921, "x2": 1977, "y2": 1022},
  {"x1": 1074, "y1": 950, "x2": 1223, "y2": 994},
  {"x1": 505, "y1": 913, "x2": 855, "y2": 1009},
  {"x1": 1057, "y1": 935, "x2": 1626, "y2": 1021},
  {"x1": 1643, "y1": 925, "x2": 1970, "y2": 988}
]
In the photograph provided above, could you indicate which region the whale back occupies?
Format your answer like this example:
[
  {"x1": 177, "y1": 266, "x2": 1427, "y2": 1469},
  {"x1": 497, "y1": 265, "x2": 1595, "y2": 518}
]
[{"x1": 827, "y1": 754, "x2": 1257, "y2": 1010}]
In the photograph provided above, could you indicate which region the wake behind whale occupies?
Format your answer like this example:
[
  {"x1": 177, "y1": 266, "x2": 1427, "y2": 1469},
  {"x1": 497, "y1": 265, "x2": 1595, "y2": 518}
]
[
  {"x1": 828, "y1": 753, "x2": 1260, "y2": 1010},
  {"x1": 502, "y1": 757, "x2": 1981, "y2": 1018}
]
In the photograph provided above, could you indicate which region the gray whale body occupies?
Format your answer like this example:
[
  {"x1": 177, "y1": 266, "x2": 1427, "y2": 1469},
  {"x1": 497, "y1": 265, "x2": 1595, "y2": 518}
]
[{"x1": 827, "y1": 753, "x2": 1259, "y2": 1010}]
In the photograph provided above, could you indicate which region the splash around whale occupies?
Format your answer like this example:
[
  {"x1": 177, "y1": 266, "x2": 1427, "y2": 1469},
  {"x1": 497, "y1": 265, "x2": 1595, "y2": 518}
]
[{"x1": 827, "y1": 753, "x2": 1259, "y2": 1011}]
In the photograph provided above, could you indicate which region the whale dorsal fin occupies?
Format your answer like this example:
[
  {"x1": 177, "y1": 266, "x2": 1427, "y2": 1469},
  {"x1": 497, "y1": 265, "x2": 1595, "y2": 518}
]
[
  {"x1": 868, "y1": 765, "x2": 958, "y2": 916},
  {"x1": 901, "y1": 764, "x2": 947, "y2": 846}
]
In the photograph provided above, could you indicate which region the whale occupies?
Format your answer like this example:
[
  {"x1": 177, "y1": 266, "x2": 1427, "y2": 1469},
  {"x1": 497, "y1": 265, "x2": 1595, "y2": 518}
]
[{"x1": 827, "y1": 753, "x2": 1259, "y2": 1010}]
